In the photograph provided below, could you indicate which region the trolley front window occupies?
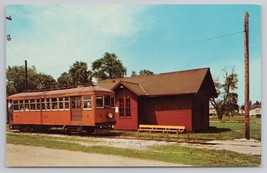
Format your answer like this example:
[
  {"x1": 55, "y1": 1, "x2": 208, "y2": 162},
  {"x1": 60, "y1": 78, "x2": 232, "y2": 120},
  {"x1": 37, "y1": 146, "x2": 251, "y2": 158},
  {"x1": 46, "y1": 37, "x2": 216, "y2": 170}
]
[
  {"x1": 104, "y1": 96, "x2": 111, "y2": 107},
  {"x1": 96, "y1": 96, "x2": 104, "y2": 108},
  {"x1": 111, "y1": 96, "x2": 115, "y2": 107}
]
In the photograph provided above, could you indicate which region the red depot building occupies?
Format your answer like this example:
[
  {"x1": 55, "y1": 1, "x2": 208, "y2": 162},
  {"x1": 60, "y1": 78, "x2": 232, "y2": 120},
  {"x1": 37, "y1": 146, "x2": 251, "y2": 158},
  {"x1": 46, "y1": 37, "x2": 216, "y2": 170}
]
[{"x1": 97, "y1": 67, "x2": 217, "y2": 132}]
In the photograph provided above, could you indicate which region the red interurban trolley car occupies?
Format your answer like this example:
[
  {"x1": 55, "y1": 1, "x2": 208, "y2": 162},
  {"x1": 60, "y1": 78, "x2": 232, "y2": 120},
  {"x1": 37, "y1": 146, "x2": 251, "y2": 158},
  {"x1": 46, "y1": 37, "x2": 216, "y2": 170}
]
[{"x1": 7, "y1": 86, "x2": 116, "y2": 134}]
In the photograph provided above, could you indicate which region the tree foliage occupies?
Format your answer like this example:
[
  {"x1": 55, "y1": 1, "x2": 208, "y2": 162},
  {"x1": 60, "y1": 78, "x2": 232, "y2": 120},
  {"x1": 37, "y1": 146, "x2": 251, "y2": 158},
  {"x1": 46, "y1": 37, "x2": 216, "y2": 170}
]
[
  {"x1": 210, "y1": 67, "x2": 239, "y2": 120},
  {"x1": 57, "y1": 72, "x2": 73, "y2": 87},
  {"x1": 92, "y1": 52, "x2": 126, "y2": 80},
  {"x1": 68, "y1": 61, "x2": 93, "y2": 85},
  {"x1": 131, "y1": 69, "x2": 154, "y2": 77},
  {"x1": 6, "y1": 65, "x2": 57, "y2": 96}
]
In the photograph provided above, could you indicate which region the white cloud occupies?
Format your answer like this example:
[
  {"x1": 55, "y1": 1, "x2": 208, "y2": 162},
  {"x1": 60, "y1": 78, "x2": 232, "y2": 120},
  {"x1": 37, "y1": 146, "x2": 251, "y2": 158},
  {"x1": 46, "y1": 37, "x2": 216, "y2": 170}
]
[{"x1": 7, "y1": 4, "x2": 152, "y2": 78}]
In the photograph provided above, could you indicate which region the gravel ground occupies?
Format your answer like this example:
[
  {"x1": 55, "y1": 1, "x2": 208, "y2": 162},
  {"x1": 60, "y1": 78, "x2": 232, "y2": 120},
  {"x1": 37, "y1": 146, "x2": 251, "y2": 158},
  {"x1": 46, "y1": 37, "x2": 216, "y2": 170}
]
[
  {"x1": 59, "y1": 137, "x2": 177, "y2": 150},
  {"x1": 179, "y1": 138, "x2": 261, "y2": 155},
  {"x1": 52, "y1": 134, "x2": 261, "y2": 155}
]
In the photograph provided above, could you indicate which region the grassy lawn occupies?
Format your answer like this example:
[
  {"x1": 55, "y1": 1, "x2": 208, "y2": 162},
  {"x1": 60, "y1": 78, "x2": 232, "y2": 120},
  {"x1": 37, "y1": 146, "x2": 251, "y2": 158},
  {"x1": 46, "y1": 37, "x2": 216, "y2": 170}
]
[
  {"x1": 115, "y1": 115, "x2": 261, "y2": 142},
  {"x1": 6, "y1": 133, "x2": 261, "y2": 167},
  {"x1": 6, "y1": 115, "x2": 261, "y2": 166}
]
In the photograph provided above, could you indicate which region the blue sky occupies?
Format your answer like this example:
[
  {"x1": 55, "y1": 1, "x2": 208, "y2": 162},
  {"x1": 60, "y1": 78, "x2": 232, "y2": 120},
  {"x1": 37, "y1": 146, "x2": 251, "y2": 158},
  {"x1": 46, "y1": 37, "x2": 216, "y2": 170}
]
[{"x1": 6, "y1": 4, "x2": 261, "y2": 105}]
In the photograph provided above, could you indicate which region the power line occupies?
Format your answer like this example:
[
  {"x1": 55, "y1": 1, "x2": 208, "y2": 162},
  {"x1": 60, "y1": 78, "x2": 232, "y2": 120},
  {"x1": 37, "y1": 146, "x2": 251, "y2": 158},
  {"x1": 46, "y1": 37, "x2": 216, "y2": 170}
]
[
  {"x1": 6, "y1": 43, "x2": 25, "y2": 62},
  {"x1": 120, "y1": 30, "x2": 244, "y2": 59}
]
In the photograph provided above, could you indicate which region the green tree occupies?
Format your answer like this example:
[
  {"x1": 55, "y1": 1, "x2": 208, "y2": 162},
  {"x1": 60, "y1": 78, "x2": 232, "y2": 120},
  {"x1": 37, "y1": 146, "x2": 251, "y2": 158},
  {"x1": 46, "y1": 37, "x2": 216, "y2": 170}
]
[
  {"x1": 131, "y1": 69, "x2": 154, "y2": 77},
  {"x1": 6, "y1": 65, "x2": 57, "y2": 96},
  {"x1": 253, "y1": 100, "x2": 261, "y2": 106},
  {"x1": 57, "y1": 72, "x2": 73, "y2": 87},
  {"x1": 210, "y1": 67, "x2": 239, "y2": 120},
  {"x1": 69, "y1": 61, "x2": 93, "y2": 85},
  {"x1": 139, "y1": 69, "x2": 154, "y2": 76},
  {"x1": 131, "y1": 71, "x2": 138, "y2": 77},
  {"x1": 36, "y1": 73, "x2": 57, "y2": 89},
  {"x1": 92, "y1": 52, "x2": 127, "y2": 80}
]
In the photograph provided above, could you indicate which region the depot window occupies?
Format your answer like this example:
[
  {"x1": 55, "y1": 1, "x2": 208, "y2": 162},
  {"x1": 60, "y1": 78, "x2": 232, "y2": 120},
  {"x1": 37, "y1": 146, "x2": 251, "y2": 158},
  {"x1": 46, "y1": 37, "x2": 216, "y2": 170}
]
[
  {"x1": 119, "y1": 98, "x2": 131, "y2": 117},
  {"x1": 119, "y1": 98, "x2": 124, "y2": 117},
  {"x1": 126, "y1": 98, "x2": 131, "y2": 117}
]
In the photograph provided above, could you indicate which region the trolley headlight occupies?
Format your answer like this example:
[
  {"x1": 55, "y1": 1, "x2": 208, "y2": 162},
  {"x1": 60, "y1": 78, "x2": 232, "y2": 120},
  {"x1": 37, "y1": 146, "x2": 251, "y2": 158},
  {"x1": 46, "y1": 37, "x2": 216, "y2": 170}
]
[{"x1": 107, "y1": 113, "x2": 114, "y2": 119}]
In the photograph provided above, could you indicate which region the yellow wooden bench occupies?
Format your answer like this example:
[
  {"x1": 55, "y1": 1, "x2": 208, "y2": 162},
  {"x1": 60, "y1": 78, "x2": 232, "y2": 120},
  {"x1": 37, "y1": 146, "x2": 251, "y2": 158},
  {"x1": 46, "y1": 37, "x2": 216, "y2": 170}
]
[{"x1": 138, "y1": 124, "x2": 185, "y2": 134}]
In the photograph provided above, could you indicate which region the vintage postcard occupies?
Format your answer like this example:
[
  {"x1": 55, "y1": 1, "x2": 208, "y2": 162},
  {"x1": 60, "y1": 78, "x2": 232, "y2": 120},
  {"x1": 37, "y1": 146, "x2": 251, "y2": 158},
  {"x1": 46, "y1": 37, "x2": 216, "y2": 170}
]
[{"x1": 5, "y1": 3, "x2": 261, "y2": 167}]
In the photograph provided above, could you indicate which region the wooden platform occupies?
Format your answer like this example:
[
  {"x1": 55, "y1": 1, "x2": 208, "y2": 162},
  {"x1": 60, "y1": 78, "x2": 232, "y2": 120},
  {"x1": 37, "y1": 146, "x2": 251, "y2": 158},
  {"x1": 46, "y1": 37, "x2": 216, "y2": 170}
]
[{"x1": 138, "y1": 124, "x2": 185, "y2": 134}]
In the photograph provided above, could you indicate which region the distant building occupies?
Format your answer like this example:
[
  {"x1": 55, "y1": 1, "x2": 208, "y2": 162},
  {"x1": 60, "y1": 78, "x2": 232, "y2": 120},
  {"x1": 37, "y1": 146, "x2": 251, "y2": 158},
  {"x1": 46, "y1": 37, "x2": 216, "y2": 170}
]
[
  {"x1": 209, "y1": 107, "x2": 217, "y2": 116},
  {"x1": 98, "y1": 68, "x2": 217, "y2": 132},
  {"x1": 250, "y1": 105, "x2": 261, "y2": 117}
]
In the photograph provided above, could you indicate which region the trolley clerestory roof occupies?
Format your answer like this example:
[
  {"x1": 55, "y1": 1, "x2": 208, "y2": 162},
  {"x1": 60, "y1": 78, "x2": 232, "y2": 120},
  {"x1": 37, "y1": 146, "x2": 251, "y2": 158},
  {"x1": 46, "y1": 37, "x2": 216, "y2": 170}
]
[{"x1": 7, "y1": 86, "x2": 114, "y2": 100}]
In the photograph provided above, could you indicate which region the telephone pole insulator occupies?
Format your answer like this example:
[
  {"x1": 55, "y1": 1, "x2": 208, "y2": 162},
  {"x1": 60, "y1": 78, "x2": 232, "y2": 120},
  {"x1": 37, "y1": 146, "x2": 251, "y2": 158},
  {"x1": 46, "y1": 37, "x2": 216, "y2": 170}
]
[{"x1": 6, "y1": 16, "x2": 12, "y2": 20}]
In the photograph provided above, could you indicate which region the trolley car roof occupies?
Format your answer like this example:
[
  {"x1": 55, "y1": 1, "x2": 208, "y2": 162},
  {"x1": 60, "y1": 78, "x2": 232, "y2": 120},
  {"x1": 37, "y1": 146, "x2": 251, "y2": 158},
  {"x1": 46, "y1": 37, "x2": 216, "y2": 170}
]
[{"x1": 7, "y1": 86, "x2": 114, "y2": 99}]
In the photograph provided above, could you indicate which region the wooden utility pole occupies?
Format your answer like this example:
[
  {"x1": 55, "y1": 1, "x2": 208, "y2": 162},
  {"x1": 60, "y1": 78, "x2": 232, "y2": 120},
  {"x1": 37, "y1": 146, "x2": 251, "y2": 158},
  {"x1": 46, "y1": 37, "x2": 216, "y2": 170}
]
[
  {"x1": 25, "y1": 60, "x2": 28, "y2": 91},
  {"x1": 244, "y1": 12, "x2": 250, "y2": 140}
]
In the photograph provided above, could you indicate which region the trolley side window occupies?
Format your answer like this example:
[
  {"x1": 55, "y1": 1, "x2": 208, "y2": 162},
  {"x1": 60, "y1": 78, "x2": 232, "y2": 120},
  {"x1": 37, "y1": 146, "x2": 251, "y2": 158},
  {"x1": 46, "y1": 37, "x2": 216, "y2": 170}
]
[
  {"x1": 36, "y1": 99, "x2": 41, "y2": 111},
  {"x1": 25, "y1": 100, "x2": 29, "y2": 111},
  {"x1": 59, "y1": 97, "x2": 64, "y2": 110},
  {"x1": 96, "y1": 96, "x2": 104, "y2": 108},
  {"x1": 41, "y1": 99, "x2": 45, "y2": 110},
  {"x1": 19, "y1": 100, "x2": 24, "y2": 111},
  {"x1": 46, "y1": 98, "x2": 51, "y2": 111},
  {"x1": 51, "y1": 98, "x2": 58, "y2": 110},
  {"x1": 83, "y1": 95, "x2": 92, "y2": 110},
  {"x1": 13, "y1": 100, "x2": 19, "y2": 111},
  {"x1": 30, "y1": 99, "x2": 36, "y2": 111},
  {"x1": 65, "y1": 97, "x2": 70, "y2": 110}
]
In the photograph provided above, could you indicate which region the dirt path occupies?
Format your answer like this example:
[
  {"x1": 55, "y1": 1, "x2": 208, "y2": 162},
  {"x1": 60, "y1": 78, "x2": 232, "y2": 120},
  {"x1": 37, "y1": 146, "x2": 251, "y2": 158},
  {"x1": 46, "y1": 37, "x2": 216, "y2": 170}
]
[{"x1": 6, "y1": 144, "x2": 186, "y2": 167}]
